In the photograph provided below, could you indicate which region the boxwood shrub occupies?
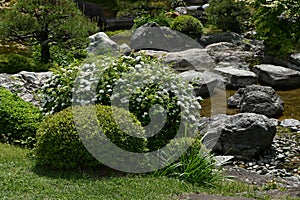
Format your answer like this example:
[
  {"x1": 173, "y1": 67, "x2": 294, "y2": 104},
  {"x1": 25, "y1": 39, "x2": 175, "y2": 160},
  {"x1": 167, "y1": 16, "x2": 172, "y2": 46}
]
[
  {"x1": 0, "y1": 87, "x2": 42, "y2": 147},
  {"x1": 34, "y1": 104, "x2": 147, "y2": 170},
  {"x1": 170, "y1": 15, "x2": 203, "y2": 38}
]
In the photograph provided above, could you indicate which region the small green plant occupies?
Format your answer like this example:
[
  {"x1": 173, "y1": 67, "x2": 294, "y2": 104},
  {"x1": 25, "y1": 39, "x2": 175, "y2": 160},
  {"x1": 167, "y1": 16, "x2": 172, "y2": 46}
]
[
  {"x1": 0, "y1": 87, "x2": 42, "y2": 147},
  {"x1": 170, "y1": 15, "x2": 203, "y2": 38},
  {"x1": 34, "y1": 105, "x2": 147, "y2": 170},
  {"x1": 206, "y1": 0, "x2": 250, "y2": 33}
]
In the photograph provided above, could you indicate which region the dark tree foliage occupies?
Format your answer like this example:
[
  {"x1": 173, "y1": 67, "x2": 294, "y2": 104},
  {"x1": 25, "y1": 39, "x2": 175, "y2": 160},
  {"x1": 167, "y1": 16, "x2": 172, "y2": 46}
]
[
  {"x1": 0, "y1": 0, "x2": 98, "y2": 63},
  {"x1": 250, "y1": 0, "x2": 300, "y2": 57},
  {"x1": 206, "y1": 0, "x2": 250, "y2": 33}
]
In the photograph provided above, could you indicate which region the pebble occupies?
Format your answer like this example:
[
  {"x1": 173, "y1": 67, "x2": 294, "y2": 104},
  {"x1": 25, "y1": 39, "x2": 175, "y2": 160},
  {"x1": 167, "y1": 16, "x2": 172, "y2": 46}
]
[{"x1": 226, "y1": 129, "x2": 300, "y2": 188}]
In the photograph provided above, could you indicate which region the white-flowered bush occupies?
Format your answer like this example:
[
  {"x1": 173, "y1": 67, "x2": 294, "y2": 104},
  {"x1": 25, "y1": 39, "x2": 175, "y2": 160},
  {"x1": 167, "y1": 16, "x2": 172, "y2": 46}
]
[{"x1": 41, "y1": 54, "x2": 201, "y2": 150}]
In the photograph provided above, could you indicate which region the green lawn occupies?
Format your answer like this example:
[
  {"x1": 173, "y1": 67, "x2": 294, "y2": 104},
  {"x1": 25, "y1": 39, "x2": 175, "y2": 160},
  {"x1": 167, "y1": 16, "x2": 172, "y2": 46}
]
[{"x1": 0, "y1": 143, "x2": 270, "y2": 200}]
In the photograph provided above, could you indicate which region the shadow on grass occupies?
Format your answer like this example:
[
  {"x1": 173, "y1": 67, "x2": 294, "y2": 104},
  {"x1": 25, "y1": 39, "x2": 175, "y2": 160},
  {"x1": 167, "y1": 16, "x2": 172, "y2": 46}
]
[{"x1": 32, "y1": 164, "x2": 128, "y2": 180}]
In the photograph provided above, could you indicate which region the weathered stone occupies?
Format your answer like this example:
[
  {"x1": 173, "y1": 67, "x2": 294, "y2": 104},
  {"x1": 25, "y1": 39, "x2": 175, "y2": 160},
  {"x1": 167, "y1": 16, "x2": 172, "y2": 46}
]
[
  {"x1": 206, "y1": 41, "x2": 264, "y2": 70},
  {"x1": 177, "y1": 70, "x2": 218, "y2": 97},
  {"x1": 289, "y1": 53, "x2": 300, "y2": 71},
  {"x1": 139, "y1": 48, "x2": 216, "y2": 72},
  {"x1": 119, "y1": 43, "x2": 131, "y2": 55},
  {"x1": 252, "y1": 64, "x2": 300, "y2": 88},
  {"x1": 198, "y1": 32, "x2": 243, "y2": 47},
  {"x1": 202, "y1": 113, "x2": 277, "y2": 159},
  {"x1": 280, "y1": 119, "x2": 300, "y2": 128},
  {"x1": 213, "y1": 67, "x2": 257, "y2": 89},
  {"x1": 0, "y1": 71, "x2": 53, "y2": 106},
  {"x1": 130, "y1": 22, "x2": 202, "y2": 52},
  {"x1": 228, "y1": 85, "x2": 284, "y2": 117},
  {"x1": 86, "y1": 32, "x2": 120, "y2": 55}
]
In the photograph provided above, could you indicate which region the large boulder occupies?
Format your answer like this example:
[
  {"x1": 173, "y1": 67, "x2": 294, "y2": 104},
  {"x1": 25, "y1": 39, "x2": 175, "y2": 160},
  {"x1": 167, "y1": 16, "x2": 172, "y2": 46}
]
[
  {"x1": 139, "y1": 48, "x2": 216, "y2": 72},
  {"x1": 206, "y1": 41, "x2": 264, "y2": 70},
  {"x1": 130, "y1": 22, "x2": 202, "y2": 52},
  {"x1": 86, "y1": 32, "x2": 120, "y2": 55},
  {"x1": 228, "y1": 85, "x2": 284, "y2": 117},
  {"x1": 252, "y1": 64, "x2": 300, "y2": 88},
  {"x1": 213, "y1": 67, "x2": 257, "y2": 89},
  {"x1": 0, "y1": 71, "x2": 53, "y2": 106},
  {"x1": 201, "y1": 113, "x2": 277, "y2": 159}
]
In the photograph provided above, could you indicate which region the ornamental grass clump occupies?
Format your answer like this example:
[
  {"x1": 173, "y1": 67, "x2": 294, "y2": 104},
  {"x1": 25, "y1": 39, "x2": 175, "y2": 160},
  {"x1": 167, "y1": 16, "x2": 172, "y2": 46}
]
[{"x1": 154, "y1": 139, "x2": 223, "y2": 186}]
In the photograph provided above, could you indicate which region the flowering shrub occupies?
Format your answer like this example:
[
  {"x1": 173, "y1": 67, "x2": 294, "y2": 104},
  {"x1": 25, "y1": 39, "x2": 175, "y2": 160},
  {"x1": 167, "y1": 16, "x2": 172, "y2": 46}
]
[
  {"x1": 40, "y1": 67, "x2": 76, "y2": 115},
  {"x1": 41, "y1": 54, "x2": 201, "y2": 150}
]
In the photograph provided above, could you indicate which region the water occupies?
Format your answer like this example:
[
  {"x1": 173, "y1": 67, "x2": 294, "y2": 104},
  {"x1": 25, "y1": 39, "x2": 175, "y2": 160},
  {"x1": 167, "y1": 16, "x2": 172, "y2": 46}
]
[{"x1": 200, "y1": 88, "x2": 300, "y2": 121}]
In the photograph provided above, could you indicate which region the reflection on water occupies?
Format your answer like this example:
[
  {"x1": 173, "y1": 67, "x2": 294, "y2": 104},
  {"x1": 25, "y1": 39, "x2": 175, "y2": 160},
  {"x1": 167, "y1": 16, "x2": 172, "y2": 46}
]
[{"x1": 200, "y1": 88, "x2": 300, "y2": 121}]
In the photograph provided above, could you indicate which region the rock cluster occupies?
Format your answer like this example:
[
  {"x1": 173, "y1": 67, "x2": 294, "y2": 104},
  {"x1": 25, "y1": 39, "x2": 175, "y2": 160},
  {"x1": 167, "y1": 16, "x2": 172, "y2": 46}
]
[{"x1": 0, "y1": 71, "x2": 52, "y2": 106}]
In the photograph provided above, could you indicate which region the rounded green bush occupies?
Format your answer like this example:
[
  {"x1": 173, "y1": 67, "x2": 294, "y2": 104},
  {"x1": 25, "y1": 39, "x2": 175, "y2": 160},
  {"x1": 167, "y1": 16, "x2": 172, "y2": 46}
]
[
  {"x1": 170, "y1": 15, "x2": 203, "y2": 38},
  {"x1": 34, "y1": 105, "x2": 147, "y2": 170},
  {"x1": 0, "y1": 87, "x2": 42, "y2": 147}
]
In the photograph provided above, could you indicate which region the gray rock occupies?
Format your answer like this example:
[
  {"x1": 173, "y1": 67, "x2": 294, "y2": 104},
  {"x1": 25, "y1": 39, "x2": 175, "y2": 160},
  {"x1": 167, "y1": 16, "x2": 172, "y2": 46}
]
[
  {"x1": 289, "y1": 53, "x2": 300, "y2": 67},
  {"x1": 139, "y1": 48, "x2": 216, "y2": 72},
  {"x1": 198, "y1": 32, "x2": 243, "y2": 47},
  {"x1": 252, "y1": 64, "x2": 300, "y2": 88},
  {"x1": 280, "y1": 119, "x2": 300, "y2": 127},
  {"x1": 0, "y1": 71, "x2": 53, "y2": 106},
  {"x1": 206, "y1": 41, "x2": 264, "y2": 70},
  {"x1": 202, "y1": 113, "x2": 276, "y2": 159},
  {"x1": 86, "y1": 32, "x2": 120, "y2": 55},
  {"x1": 130, "y1": 22, "x2": 202, "y2": 52},
  {"x1": 177, "y1": 70, "x2": 218, "y2": 97},
  {"x1": 227, "y1": 85, "x2": 284, "y2": 117},
  {"x1": 213, "y1": 67, "x2": 257, "y2": 89},
  {"x1": 119, "y1": 43, "x2": 131, "y2": 55}
]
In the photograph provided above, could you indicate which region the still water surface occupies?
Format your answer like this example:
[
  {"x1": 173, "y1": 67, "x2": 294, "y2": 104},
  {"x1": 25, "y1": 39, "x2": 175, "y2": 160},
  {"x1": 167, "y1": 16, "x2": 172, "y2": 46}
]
[{"x1": 200, "y1": 88, "x2": 300, "y2": 121}]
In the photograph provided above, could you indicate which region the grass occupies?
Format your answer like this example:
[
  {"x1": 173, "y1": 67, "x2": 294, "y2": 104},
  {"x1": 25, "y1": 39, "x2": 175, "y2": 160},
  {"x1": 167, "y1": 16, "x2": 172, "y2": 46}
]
[{"x1": 0, "y1": 142, "x2": 286, "y2": 200}]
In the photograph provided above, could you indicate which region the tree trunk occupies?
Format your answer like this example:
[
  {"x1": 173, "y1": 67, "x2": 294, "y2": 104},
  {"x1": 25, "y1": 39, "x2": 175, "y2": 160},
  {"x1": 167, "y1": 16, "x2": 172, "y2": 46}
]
[{"x1": 41, "y1": 44, "x2": 50, "y2": 63}]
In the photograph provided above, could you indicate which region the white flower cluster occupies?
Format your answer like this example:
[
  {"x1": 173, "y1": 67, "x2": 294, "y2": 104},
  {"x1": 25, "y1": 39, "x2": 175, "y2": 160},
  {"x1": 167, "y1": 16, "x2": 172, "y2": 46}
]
[{"x1": 41, "y1": 54, "x2": 202, "y2": 135}]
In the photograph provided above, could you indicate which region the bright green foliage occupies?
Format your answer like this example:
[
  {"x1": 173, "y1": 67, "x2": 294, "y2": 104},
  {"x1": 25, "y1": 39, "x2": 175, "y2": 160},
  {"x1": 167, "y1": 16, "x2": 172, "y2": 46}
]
[
  {"x1": 133, "y1": 12, "x2": 173, "y2": 29},
  {"x1": 0, "y1": 87, "x2": 42, "y2": 147},
  {"x1": 250, "y1": 0, "x2": 300, "y2": 57},
  {"x1": 154, "y1": 139, "x2": 222, "y2": 186},
  {"x1": 170, "y1": 15, "x2": 203, "y2": 38},
  {"x1": 34, "y1": 105, "x2": 147, "y2": 170},
  {"x1": 0, "y1": 0, "x2": 98, "y2": 63},
  {"x1": 206, "y1": 0, "x2": 250, "y2": 33}
]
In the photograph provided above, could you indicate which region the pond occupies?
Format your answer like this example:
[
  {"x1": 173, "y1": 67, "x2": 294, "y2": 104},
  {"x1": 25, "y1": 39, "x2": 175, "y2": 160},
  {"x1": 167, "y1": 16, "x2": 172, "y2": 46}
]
[{"x1": 200, "y1": 88, "x2": 300, "y2": 121}]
